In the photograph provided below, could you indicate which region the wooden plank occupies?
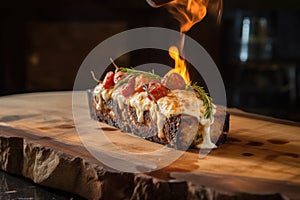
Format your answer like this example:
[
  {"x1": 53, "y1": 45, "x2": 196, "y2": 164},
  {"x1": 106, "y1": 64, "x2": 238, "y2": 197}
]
[{"x1": 0, "y1": 91, "x2": 299, "y2": 199}]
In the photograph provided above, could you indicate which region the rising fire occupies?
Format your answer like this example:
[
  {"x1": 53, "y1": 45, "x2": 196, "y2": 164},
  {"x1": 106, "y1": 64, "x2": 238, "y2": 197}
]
[
  {"x1": 167, "y1": 0, "x2": 207, "y2": 33},
  {"x1": 166, "y1": 0, "x2": 209, "y2": 84},
  {"x1": 157, "y1": 0, "x2": 222, "y2": 85},
  {"x1": 168, "y1": 46, "x2": 190, "y2": 84}
]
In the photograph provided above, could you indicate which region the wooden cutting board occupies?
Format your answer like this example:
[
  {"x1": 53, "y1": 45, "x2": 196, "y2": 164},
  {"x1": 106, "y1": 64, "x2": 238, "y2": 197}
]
[{"x1": 0, "y1": 91, "x2": 299, "y2": 200}]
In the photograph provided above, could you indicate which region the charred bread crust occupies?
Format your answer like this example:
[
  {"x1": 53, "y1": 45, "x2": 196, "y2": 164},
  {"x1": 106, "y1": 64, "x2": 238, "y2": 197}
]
[{"x1": 87, "y1": 90, "x2": 229, "y2": 150}]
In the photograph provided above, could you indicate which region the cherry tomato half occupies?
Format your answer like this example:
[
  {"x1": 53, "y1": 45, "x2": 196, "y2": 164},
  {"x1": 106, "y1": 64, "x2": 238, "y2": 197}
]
[
  {"x1": 147, "y1": 81, "x2": 169, "y2": 101},
  {"x1": 103, "y1": 71, "x2": 115, "y2": 89}
]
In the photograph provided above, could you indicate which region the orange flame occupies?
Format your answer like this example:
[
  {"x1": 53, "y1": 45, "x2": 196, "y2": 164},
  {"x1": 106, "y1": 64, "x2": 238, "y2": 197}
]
[
  {"x1": 162, "y1": 0, "x2": 222, "y2": 85},
  {"x1": 168, "y1": 46, "x2": 190, "y2": 84},
  {"x1": 167, "y1": 0, "x2": 207, "y2": 33},
  {"x1": 165, "y1": 0, "x2": 209, "y2": 84}
]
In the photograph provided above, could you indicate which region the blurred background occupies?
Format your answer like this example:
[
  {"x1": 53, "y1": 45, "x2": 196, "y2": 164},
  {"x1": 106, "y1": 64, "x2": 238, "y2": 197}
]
[{"x1": 0, "y1": 0, "x2": 299, "y2": 121}]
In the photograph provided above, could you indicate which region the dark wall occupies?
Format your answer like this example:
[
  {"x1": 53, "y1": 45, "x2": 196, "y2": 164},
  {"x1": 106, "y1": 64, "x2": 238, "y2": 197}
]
[{"x1": 221, "y1": 1, "x2": 300, "y2": 121}]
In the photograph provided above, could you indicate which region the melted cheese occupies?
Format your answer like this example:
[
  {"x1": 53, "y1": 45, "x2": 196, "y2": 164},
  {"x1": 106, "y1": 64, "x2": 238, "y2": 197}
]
[
  {"x1": 111, "y1": 87, "x2": 127, "y2": 110},
  {"x1": 129, "y1": 92, "x2": 166, "y2": 138},
  {"x1": 157, "y1": 90, "x2": 205, "y2": 121},
  {"x1": 93, "y1": 84, "x2": 103, "y2": 110},
  {"x1": 151, "y1": 105, "x2": 166, "y2": 139},
  {"x1": 129, "y1": 92, "x2": 153, "y2": 123},
  {"x1": 93, "y1": 84, "x2": 113, "y2": 110},
  {"x1": 196, "y1": 122, "x2": 217, "y2": 149}
]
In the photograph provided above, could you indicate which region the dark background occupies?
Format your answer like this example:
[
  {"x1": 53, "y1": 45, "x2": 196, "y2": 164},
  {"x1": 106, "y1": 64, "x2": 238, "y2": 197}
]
[{"x1": 1, "y1": 0, "x2": 300, "y2": 121}]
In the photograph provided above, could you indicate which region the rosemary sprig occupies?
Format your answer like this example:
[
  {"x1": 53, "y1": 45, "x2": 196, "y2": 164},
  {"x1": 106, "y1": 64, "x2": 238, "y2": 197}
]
[
  {"x1": 118, "y1": 67, "x2": 162, "y2": 81},
  {"x1": 191, "y1": 83, "x2": 213, "y2": 119}
]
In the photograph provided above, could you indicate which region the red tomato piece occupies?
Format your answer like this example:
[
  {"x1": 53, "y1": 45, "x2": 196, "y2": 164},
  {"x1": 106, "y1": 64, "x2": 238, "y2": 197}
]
[
  {"x1": 147, "y1": 81, "x2": 168, "y2": 101},
  {"x1": 103, "y1": 71, "x2": 115, "y2": 89},
  {"x1": 161, "y1": 72, "x2": 186, "y2": 90}
]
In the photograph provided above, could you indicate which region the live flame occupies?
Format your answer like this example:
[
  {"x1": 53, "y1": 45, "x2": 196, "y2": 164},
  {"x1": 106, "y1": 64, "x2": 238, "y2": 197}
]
[
  {"x1": 168, "y1": 46, "x2": 190, "y2": 84},
  {"x1": 149, "y1": 0, "x2": 223, "y2": 85},
  {"x1": 166, "y1": 0, "x2": 211, "y2": 84},
  {"x1": 167, "y1": 0, "x2": 207, "y2": 33}
]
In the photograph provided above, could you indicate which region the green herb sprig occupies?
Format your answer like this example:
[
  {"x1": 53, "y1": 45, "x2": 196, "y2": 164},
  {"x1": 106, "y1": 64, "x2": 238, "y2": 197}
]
[
  {"x1": 191, "y1": 83, "x2": 213, "y2": 119},
  {"x1": 118, "y1": 67, "x2": 162, "y2": 81},
  {"x1": 114, "y1": 67, "x2": 162, "y2": 88}
]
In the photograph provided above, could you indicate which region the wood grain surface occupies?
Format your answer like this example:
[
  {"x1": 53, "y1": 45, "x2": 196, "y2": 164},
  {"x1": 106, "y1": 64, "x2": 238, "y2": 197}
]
[{"x1": 0, "y1": 91, "x2": 299, "y2": 199}]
